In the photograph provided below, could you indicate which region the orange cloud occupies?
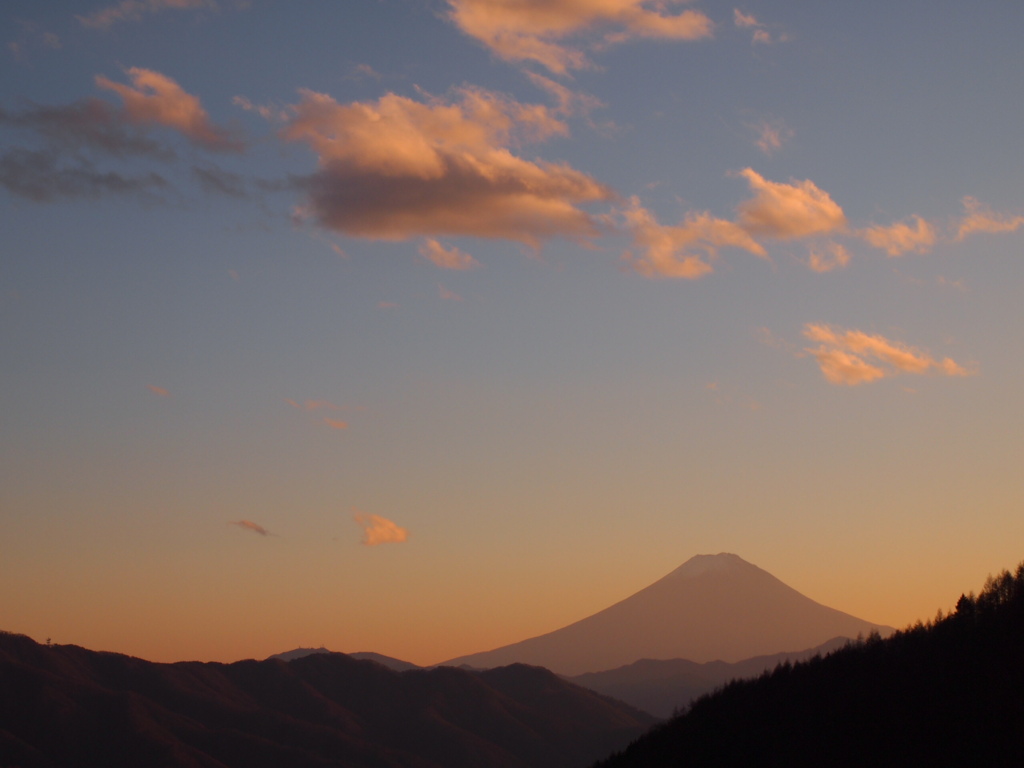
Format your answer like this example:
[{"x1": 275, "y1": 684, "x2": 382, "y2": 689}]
[
  {"x1": 956, "y1": 196, "x2": 1024, "y2": 240},
  {"x1": 419, "y1": 238, "x2": 480, "y2": 270},
  {"x1": 735, "y1": 168, "x2": 846, "y2": 239},
  {"x1": 96, "y1": 67, "x2": 242, "y2": 151},
  {"x1": 621, "y1": 197, "x2": 764, "y2": 279},
  {"x1": 802, "y1": 324, "x2": 973, "y2": 385},
  {"x1": 281, "y1": 87, "x2": 611, "y2": 245},
  {"x1": 447, "y1": 0, "x2": 713, "y2": 74},
  {"x1": 860, "y1": 215, "x2": 935, "y2": 256},
  {"x1": 147, "y1": 384, "x2": 169, "y2": 396},
  {"x1": 286, "y1": 398, "x2": 340, "y2": 411},
  {"x1": 807, "y1": 241, "x2": 850, "y2": 273},
  {"x1": 323, "y1": 417, "x2": 348, "y2": 430},
  {"x1": 230, "y1": 520, "x2": 271, "y2": 536},
  {"x1": 78, "y1": 0, "x2": 216, "y2": 29},
  {"x1": 353, "y1": 511, "x2": 408, "y2": 546}
]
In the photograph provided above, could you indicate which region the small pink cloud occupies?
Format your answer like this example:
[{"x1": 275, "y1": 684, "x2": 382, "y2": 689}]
[
  {"x1": 439, "y1": 284, "x2": 464, "y2": 301},
  {"x1": 147, "y1": 384, "x2": 170, "y2": 396},
  {"x1": 353, "y1": 510, "x2": 408, "y2": 546},
  {"x1": 378, "y1": 301, "x2": 398, "y2": 309},
  {"x1": 419, "y1": 238, "x2": 480, "y2": 270},
  {"x1": 323, "y1": 417, "x2": 348, "y2": 430},
  {"x1": 230, "y1": 520, "x2": 272, "y2": 536}
]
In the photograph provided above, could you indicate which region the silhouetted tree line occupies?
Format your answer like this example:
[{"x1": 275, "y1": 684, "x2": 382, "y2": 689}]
[{"x1": 596, "y1": 561, "x2": 1024, "y2": 768}]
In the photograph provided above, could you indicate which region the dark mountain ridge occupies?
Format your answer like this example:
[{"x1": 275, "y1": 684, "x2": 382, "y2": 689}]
[
  {"x1": 596, "y1": 562, "x2": 1024, "y2": 767},
  {"x1": 0, "y1": 634, "x2": 654, "y2": 768}
]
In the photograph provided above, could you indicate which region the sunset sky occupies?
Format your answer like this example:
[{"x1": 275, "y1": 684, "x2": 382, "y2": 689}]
[{"x1": 2, "y1": 0, "x2": 1023, "y2": 666}]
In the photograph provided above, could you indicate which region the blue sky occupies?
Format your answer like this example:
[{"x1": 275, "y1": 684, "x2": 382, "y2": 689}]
[{"x1": 2, "y1": 0, "x2": 1023, "y2": 664}]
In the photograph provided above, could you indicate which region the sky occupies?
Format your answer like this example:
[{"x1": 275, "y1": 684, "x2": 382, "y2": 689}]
[{"x1": 2, "y1": 0, "x2": 1023, "y2": 667}]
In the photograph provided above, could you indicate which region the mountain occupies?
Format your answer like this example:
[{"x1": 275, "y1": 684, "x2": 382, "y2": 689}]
[
  {"x1": 349, "y1": 651, "x2": 421, "y2": 671},
  {"x1": 596, "y1": 561, "x2": 1024, "y2": 767},
  {"x1": 269, "y1": 647, "x2": 420, "y2": 671},
  {"x1": 267, "y1": 646, "x2": 332, "y2": 661},
  {"x1": 0, "y1": 633, "x2": 653, "y2": 768},
  {"x1": 569, "y1": 636, "x2": 851, "y2": 718},
  {"x1": 441, "y1": 553, "x2": 891, "y2": 675}
]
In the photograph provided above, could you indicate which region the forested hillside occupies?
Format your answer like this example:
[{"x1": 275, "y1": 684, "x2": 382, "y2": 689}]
[{"x1": 598, "y1": 563, "x2": 1024, "y2": 767}]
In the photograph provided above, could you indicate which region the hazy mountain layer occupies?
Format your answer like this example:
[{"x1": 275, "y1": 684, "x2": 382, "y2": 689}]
[
  {"x1": 442, "y1": 553, "x2": 890, "y2": 675},
  {"x1": 0, "y1": 634, "x2": 653, "y2": 768},
  {"x1": 570, "y1": 637, "x2": 851, "y2": 718}
]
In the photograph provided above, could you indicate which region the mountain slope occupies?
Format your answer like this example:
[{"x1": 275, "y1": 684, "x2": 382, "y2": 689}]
[
  {"x1": 0, "y1": 635, "x2": 654, "y2": 768},
  {"x1": 442, "y1": 553, "x2": 890, "y2": 675},
  {"x1": 596, "y1": 562, "x2": 1024, "y2": 767},
  {"x1": 570, "y1": 636, "x2": 851, "y2": 718}
]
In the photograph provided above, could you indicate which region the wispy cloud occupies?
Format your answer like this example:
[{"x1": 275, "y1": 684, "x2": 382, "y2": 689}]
[
  {"x1": 956, "y1": 196, "x2": 1024, "y2": 240},
  {"x1": 749, "y1": 118, "x2": 793, "y2": 156},
  {"x1": 0, "y1": 99, "x2": 170, "y2": 158},
  {"x1": 733, "y1": 9, "x2": 786, "y2": 44},
  {"x1": 286, "y1": 398, "x2": 340, "y2": 411},
  {"x1": 229, "y1": 519, "x2": 272, "y2": 536},
  {"x1": 447, "y1": 0, "x2": 713, "y2": 75},
  {"x1": 353, "y1": 511, "x2": 408, "y2": 546},
  {"x1": 77, "y1": 0, "x2": 218, "y2": 30},
  {"x1": 807, "y1": 241, "x2": 850, "y2": 273},
  {"x1": 0, "y1": 147, "x2": 167, "y2": 202},
  {"x1": 621, "y1": 197, "x2": 764, "y2": 278},
  {"x1": 281, "y1": 86, "x2": 610, "y2": 245},
  {"x1": 419, "y1": 238, "x2": 480, "y2": 270},
  {"x1": 802, "y1": 324, "x2": 973, "y2": 386},
  {"x1": 96, "y1": 67, "x2": 243, "y2": 151},
  {"x1": 439, "y1": 284, "x2": 464, "y2": 301},
  {"x1": 859, "y1": 215, "x2": 936, "y2": 256},
  {"x1": 147, "y1": 384, "x2": 170, "y2": 396},
  {"x1": 322, "y1": 417, "x2": 348, "y2": 430}
]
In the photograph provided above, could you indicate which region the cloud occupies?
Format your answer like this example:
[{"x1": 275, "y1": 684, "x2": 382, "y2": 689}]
[
  {"x1": 621, "y1": 197, "x2": 764, "y2": 278},
  {"x1": 446, "y1": 0, "x2": 713, "y2": 74},
  {"x1": 0, "y1": 99, "x2": 171, "y2": 158},
  {"x1": 734, "y1": 168, "x2": 846, "y2": 239},
  {"x1": 147, "y1": 384, "x2": 170, "y2": 396},
  {"x1": 193, "y1": 165, "x2": 247, "y2": 197},
  {"x1": 0, "y1": 147, "x2": 167, "y2": 202},
  {"x1": 749, "y1": 118, "x2": 793, "y2": 155},
  {"x1": 353, "y1": 511, "x2": 408, "y2": 546},
  {"x1": 230, "y1": 519, "x2": 271, "y2": 536},
  {"x1": 623, "y1": 169, "x2": 847, "y2": 278},
  {"x1": 859, "y1": 215, "x2": 935, "y2": 256},
  {"x1": 280, "y1": 86, "x2": 611, "y2": 245},
  {"x1": 323, "y1": 417, "x2": 348, "y2": 430},
  {"x1": 439, "y1": 284, "x2": 464, "y2": 301},
  {"x1": 96, "y1": 67, "x2": 243, "y2": 151},
  {"x1": 77, "y1": 0, "x2": 218, "y2": 29},
  {"x1": 286, "y1": 398, "x2": 340, "y2": 411},
  {"x1": 524, "y1": 71, "x2": 605, "y2": 118},
  {"x1": 956, "y1": 196, "x2": 1024, "y2": 240},
  {"x1": 733, "y1": 8, "x2": 784, "y2": 44},
  {"x1": 419, "y1": 238, "x2": 480, "y2": 270},
  {"x1": 802, "y1": 323, "x2": 973, "y2": 386},
  {"x1": 807, "y1": 241, "x2": 850, "y2": 273}
]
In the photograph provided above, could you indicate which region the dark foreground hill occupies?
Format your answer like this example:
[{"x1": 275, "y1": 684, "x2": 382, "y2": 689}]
[
  {"x1": 596, "y1": 562, "x2": 1024, "y2": 768},
  {"x1": 0, "y1": 635, "x2": 654, "y2": 768}
]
